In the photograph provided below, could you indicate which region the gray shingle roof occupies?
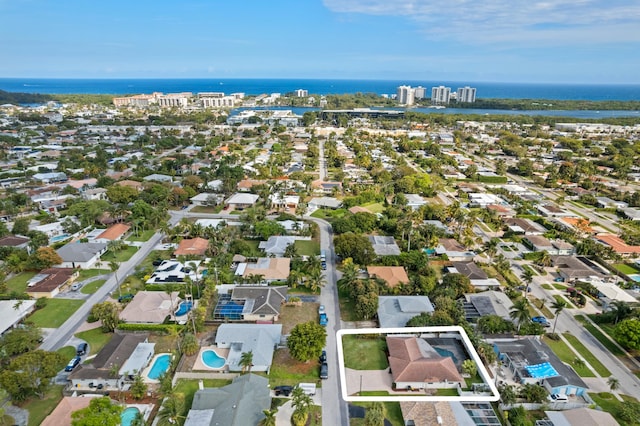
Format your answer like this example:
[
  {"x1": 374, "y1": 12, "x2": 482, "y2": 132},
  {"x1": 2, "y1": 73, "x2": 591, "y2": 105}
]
[{"x1": 56, "y1": 242, "x2": 107, "y2": 262}]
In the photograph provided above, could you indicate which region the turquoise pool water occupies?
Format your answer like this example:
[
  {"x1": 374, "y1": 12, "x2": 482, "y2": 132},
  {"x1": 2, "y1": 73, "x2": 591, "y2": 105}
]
[
  {"x1": 147, "y1": 354, "x2": 171, "y2": 380},
  {"x1": 434, "y1": 346, "x2": 458, "y2": 364},
  {"x1": 50, "y1": 234, "x2": 70, "y2": 243},
  {"x1": 121, "y1": 407, "x2": 140, "y2": 426},
  {"x1": 628, "y1": 274, "x2": 640, "y2": 282},
  {"x1": 202, "y1": 349, "x2": 226, "y2": 369},
  {"x1": 526, "y1": 362, "x2": 559, "y2": 379},
  {"x1": 175, "y1": 301, "x2": 193, "y2": 316}
]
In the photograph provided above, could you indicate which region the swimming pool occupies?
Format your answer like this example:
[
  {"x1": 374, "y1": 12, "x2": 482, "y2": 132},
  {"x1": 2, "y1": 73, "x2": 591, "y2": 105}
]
[
  {"x1": 121, "y1": 407, "x2": 140, "y2": 426},
  {"x1": 628, "y1": 274, "x2": 640, "y2": 283},
  {"x1": 433, "y1": 346, "x2": 458, "y2": 364},
  {"x1": 175, "y1": 301, "x2": 193, "y2": 316},
  {"x1": 526, "y1": 362, "x2": 559, "y2": 379},
  {"x1": 202, "y1": 349, "x2": 226, "y2": 369},
  {"x1": 50, "y1": 234, "x2": 70, "y2": 243},
  {"x1": 147, "y1": 354, "x2": 171, "y2": 380}
]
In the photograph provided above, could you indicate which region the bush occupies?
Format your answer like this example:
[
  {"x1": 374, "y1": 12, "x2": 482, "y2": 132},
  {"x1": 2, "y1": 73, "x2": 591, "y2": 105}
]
[
  {"x1": 117, "y1": 323, "x2": 183, "y2": 333},
  {"x1": 34, "y1": 297, "x2": 48, "y2": 309}
]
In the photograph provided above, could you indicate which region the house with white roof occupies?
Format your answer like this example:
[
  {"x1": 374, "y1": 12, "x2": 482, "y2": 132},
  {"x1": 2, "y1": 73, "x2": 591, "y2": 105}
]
[
  {"x1": 225, "y1": 193, "x2": 259, "y2": 210},
  {"x1": 214, "y1": 324, "x2": 282, "y2": 372}
]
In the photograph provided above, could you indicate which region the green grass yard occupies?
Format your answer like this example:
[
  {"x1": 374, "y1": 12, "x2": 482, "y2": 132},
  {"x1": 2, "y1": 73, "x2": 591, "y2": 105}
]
[
  {"x1": 24, "y1": 385, "x2": 65, "y2": 426},
  {"x1": 101, "y1": 246, "x2": 138, "y2": 262},
  {"x1": 361, "y1": 202, "x2": 385, "y2": 213},
  {"x1": 351, "y1": 400, "x2": 404, "y2": 426},
  {"x1": 590, "y1": 392, "x2": 640, "y2": 426},
  {"x1": 4, "y1": 271, "x2": 36, "y2": 294},
  {"x1": 562, "y1": 333, "x2": 611, "y2": 376},
  {"x1": 575, "y1": 315, "x2": 625, "y2": 356},
  {"x1": 28, "y1": 299, "x2": 84, "y2": 328},
  {"x1": 542, "y1": 336, "x2": 594, "y2": 377},
  {"x1": 127, "y1": 229, "x2": 155, "y2": 242},
  {"x1": 613, "y1": 263, "x2": 640, "y2": 275},
  {"x1": 76, "y1": 269, "x2": 110, "y2": 281},
  {"x1": 342, "y1": 335, "x2": 389, "y2": 370},
  {"x1": 74, "y1": 329, "x2": 113, "y2": 356},
  {"x1": 80, "y1": 279, "x2": 106, "y2": 294},
  {"x1": 294, "y1": 239, "x2": 321, "y2": 256}
]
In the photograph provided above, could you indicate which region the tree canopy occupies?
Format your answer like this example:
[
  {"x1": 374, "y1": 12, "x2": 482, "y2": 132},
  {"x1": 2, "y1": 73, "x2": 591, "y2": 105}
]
[
  {"x1": 71, "y1": 396, "x2": 123, "y2": 426},
  {"x1": 287, "y1": 321, "x2": 326, "y2": 362}
]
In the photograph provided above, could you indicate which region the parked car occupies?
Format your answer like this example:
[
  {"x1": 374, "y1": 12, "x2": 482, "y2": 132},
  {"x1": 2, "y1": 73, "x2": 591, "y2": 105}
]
[
  {"x1": 152, "y1": 259, "x2": 164, "y2": 266},
  {"x1": 320, "y1": 362, "x2": 328, "y2": 379},
  {"x1": 118, "y1": 293, "x2": 134, "y2": 303},
  {"x1": 273, "y1": 385, "x2": 293, "y2": 396},
  {"x1": 319, "y1": 312, "x2": 328, "y2": 326},
  {"x1": 76, "y1": 342, "x2": 88, "y2": 356},
  {"x1": 64, "y1": 357, "x2": 81, "y2": 372},
  {"x1": 319, "y1": 350, "x2": 327, "y2": 364},
  {"x1": 71, "y1": 283, "x2": 81, "y2": 291},
  {"x1": 548, "y1": 393, "x2": 568, "y2": 402},
  {"x1": 532, "y1": 316, "x2": 551, "y2": 327}
]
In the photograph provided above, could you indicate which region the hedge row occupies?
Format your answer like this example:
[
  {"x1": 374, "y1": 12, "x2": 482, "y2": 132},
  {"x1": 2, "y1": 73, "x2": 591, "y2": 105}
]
[{"x1": 117, "y1": 323, "x2": 183, "y2": 333}]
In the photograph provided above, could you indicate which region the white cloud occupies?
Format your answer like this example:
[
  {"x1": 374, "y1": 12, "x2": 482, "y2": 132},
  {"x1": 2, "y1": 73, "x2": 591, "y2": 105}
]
[{"x1": 323, "y1": 0, "x2": 640, "y2": 45}]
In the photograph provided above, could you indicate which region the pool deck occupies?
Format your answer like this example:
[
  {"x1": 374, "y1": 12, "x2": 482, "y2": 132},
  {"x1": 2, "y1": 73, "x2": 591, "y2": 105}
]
[
  {"x1": 141, "y1": 353, "x2": 172, "y2": 383},
  {"x1": 124, "y1": 404, "x2": 155, "y2": 423},
  {"x1": 193, "y1": 346, "x2": 230, "y2": 371}
]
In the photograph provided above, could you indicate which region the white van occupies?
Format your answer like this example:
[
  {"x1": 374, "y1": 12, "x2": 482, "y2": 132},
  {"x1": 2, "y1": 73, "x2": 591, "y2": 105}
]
[
  {"x1": 296, "y1": 383, "x2": 316, "y2": 396},
  {"x1": 548, "y1": 393, "x2": 568, "y2": 402}
]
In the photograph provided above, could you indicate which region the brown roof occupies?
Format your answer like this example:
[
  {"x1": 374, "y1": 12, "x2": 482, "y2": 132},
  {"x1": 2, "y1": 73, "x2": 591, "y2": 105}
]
[
  {"x1": 115, "y1": 180, "x2": 143, "y2": 190},
  {"x1": 96, "y1": 223, "x2": 131, "y2": 241},
  {"x1": 174, "y1": 237, "x2": 209, "y2": 256},
  {"x1": 27, "y1": 268, "x2": 76, "y2": 293},
  {"x1": 596, "y1": 234, "x2": 640, "y2": 254},
  {"x1": 439, "y1": 238, "x2": 467, "y2": 251},
  {"x1": 41, "y1": 396, "x2": 99, "y2": 426},
  {"x1": 242, "y1": 258, "x2": 291, "y2": 281},
  {"x1": 348, "y1": 206, "x2": 372, "y2": 214},
  {"x1": 119, "y1": 291, "x2": 179, "y2": 324},
  {"x1": 0, "y1": 235, "x2": 30, "y2": 247},
  {"x1": 386, "y1": 336, "x2": 464, "y2": 384},
  {"x1": 367, "y1": 266, "x2": 409, "y2": 287},
  {"x1": 400, "y1": 402, "x2": 457, "y2": 426}
]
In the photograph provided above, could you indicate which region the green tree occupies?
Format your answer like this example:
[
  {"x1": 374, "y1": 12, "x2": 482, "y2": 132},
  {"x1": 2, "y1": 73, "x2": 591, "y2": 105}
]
[
  {"x1": 287, "y1": 321, "x2": 327, "y2": 362},
  {"x1": 71, "y1": 396, "x2": 123, "y2": 426},
  {"x1": 364, "y1": 402, "x2": 385, "y2": 426},
  {"x1": 509, "y1": 299, "x2": 531, "y2": 333},
  {"x1": 29, "y1": 246, "x2": 62, "y2": 269},
  {"x1": 291, "y1": 386, "x2": 312, "y2": 426},
  {"x1": 130, "y1": 374, "x2": 148, "y2": 400},
  {"x1": 551, "y1": 299, "x2": 566, "y2": 334},
  {"x1": 0, "y1": 350, "x2": 64, "y2": 401},
  {"x1": 11, "y1": 218, "x2": 29, "y2": 236},
  {"x1": 239, "y1": 350, "x2": 254, "y2": 374},
  {"x1": 477, "y1": 315, "x2": 514, "y2": 334},
  {"x1": 333, "y1": 232, "x2": 375, "y2": 266},
  {"x1": 519, "y1": 383, "x2": 547, "y2": 403},
  {"x1": 90, "y1": 301, "x2": 120, "y2": 332},
  {"x1": 607, "y1": 376, "x2": 620, "y2": 392},
  {"x1": 0, "y1": 326, "x2": 43, "y2": 359},
  {"x1": 181, "y1": 333, "x2": 200, "y2": 356},
  {"x1": 462, "y1": 359, "x2": 478, "y2": 377},
  {"x1": 614, "y1": 318, "x2": 640, "y2": 350},
  {"x1": 260, "y1": 408, "x2": 277, "y2": 426},
  {"x1": 498, "y1": 383, "x2": 517, "y2": 405}
]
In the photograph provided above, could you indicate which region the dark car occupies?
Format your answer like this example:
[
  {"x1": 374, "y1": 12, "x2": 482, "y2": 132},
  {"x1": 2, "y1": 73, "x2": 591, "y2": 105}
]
[
  {"x1": 273, "y1": 385, "x2": 293, "y2": 396},
  {"x1": 118, "y1": 293, "x2": 134, "y2": 303},
  {"x1": 64, "y1": 357, "x2": 81, "y2": 372},
  {"x1": 319, "y1": 350, "x2": 327, "y2": 364},
  {"x1": 320, "y1": 362, "x2": 328, "y2": 379},
  {"x1": 152, "y1": 259, "x2": 164, "y2": 266},
  {"x1": 76, "y1": 342, "x2": 88, "y2": 356}
]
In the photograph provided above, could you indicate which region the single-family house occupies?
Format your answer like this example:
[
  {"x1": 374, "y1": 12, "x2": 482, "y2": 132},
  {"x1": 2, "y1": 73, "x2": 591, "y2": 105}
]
[
  {"x1": 94, "y1": 223, "x2": 131, "y2": 243},
  {"x1": 544, "y1": 407, "x2": 619, "y2": 426},
  {"x1": 190, "y1": 193, "x2": 223, "y2": 207},
  {"x1": 143, "y1": 173, "x2": 173, "y2": 183},
  {"x1": 146, "y1": 260, "x2": 198, "y2": 284},
  {"x1": 621, "y1": 208, "x2": 640, "y2": 221},
  {"x1": 235, "y1": 258, "x2": 290, "y2": 283},
  {"x1": 504, "y1": 218, "x2": 547, "y2": 235},
  {"x1": 400, "y1": 401, "x2": 501, "y2": 426},
  {"x1": 595, "y1": 234, "x2": 640, "y2": 257},
  {"x1": 225, "y1": 193, "x2": 259, "y2": 210},
  {"x1": 405, "y1": 194, "x2": 427, "y2": 210},
  {"x1": 119, "y1": 291, "x2": 181, "y2": 324},
  {"x1": 387, "y1": 336, "x2": 464, "y2": 390},
  {"x1": 115, "y1": 180, "x2": 143, "y2": 191},
  {"x1": 537, "y1": 204, "x2": 575, "y2": 218},
  {"x1": 214, "y1": 324, "x2": 282, "y2": 372},
  {"x1": 377, "y1": 296, "x2": 434, "y2": 328},
  {"x1": 174, "y1": 237, "x2": 209, "y2": 257},
  {"x1": 68, "y1": 333, "x2": 150, "y2": 391},
  {"x1": 447, "y1": 262, "x2": 501, "y2": 290},
  {"x1": 0, "y1": 235, "x2": 30, "y2": 250},
  {"x1": 32, "y1": 172, "x2": 67, "y2": 184},
  {"x1": 596, "y1": 197, "x2": 628, "y2": 209},
  {"x1": 435, "y1": 239, "x2": 476, "y2": 261},
  {"x1": 494, "y1": 338, "x2": 588, "y2": 396},
  {"x1": 367, "y1": 266, "x2": 409, "y2": 288},
  {"x1": 26, "y1": 268, "x2": 78, "y2": 298},
  {"x1": 258, "y1": 236, "x2": 304, "y2": 257},
  {"x1": 269, "y1": 193, "x2": 300, "y2": 210},
  {"x1": 56, "y1": 242, "x2": 107, "y2": 269},
  {"x1": 523, "y1": 235, "x2": 575, "y2": 255},
  {"x1": 184, "y1": 374, "x2": 271, "y2": 426},
  {"x1": 368, "y1": 236, "x2": 401, "y2": 256},
  {"x1": 308, "y1": 197, "x2": 343, "y2": 210},
  {"x1": 462, "y1": 291, "x2": 514, "y2": 322},
  {"x1": 41, "y1": 396, "x2": 101, "y2": 426},
  {"x1": 553, "y1": 256, "x2": 606, "y2": 282},
  {"x1": 229, "y1": 286, "x2": 288, "y2": 322},
  {"x1": 0, "y1": 300, "x2": 37, "y2": 335}
]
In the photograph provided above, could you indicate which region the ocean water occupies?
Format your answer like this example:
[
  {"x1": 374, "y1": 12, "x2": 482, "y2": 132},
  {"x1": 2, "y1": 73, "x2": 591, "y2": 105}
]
[{"x1": 1, "y1": 78, "x2": 640, "y2": 101}]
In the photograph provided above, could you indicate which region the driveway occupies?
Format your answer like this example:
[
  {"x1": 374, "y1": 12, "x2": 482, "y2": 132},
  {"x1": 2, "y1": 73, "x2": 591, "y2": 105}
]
[{"x1": 344, "y1": 367, "x2": 393, "y2": 395}]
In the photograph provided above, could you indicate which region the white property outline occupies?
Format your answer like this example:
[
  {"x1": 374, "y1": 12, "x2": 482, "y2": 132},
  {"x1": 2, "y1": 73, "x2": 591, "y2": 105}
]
[{"x1": 336, "y1": 326, "x2": 500, "y2": 402}]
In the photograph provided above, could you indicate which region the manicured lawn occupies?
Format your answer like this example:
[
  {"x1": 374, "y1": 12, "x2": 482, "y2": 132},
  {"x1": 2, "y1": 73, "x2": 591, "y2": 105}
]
[
  {"x1": 342, "y1": 335, "x2": 389, "y2": 370},
  {"x1": 24, "y1": 384, "x2": 65, "y2": 426},
  {"x1": 80, "y1": 279, "x2": 106, "y2": 294},
  {"x1": 553, "y1": 283, "x2": 568, "y2": 290},
  {"x1": 76, "y1": 269, "x2": 110, "y2": 281},
  {"x1": 57, "y1": 345, "x2": 77, "y2": 362},
  {"x1": 101, "y1": 246, "x2": 138, "y2": 262},
  {"x1": 338, "y1": 287, "x2": 360, "y2": 322},
  {"x1": 4, "y1": 271, "x2": 36, "y2": 294},
  {"x1": 74, "y1": 329, "x2": 113, "y2": 356},
  {"x1": 575, "y1": 315, "x2": 625, "y2": 357},
  {"x1": 310, "y1": 208, "x2": 347, "y2": 220},
  {"x1": 435, "y1": 388, "x2": 459, "y2": 396},
  {"x1": 295, "y1": 239, "x2": 321, "y2": 257},
  {"x1": 29, "y1": 299, "x2": 84, "y2": 328},
  {"x1": 541, "y1": 336, "x2": 594, "y2": 377},
  {"x1": 590, "y1": 392, "x2": 640, "y2": 426},
  {"x1": 553, "y1": 294, "x2": 575, "y2": 308},
  {"x1": 562, "y1": 333, "x2": 611, "y2": 377},
  {"x1": 127, "y1": 229, "x2": 155, "y2": 242},
  {"x1": 541, "y1": 284, "x2": 553, "y2": 290},
  {"x1": 174, "y1": 379, "x2": 233, "y2": 420},
  {"x1": 522, "y1": 264, "x2": 538, "y2": 275},
  {"x1": 361, "y1": 202, "x2": 385, "y2": 213},
  {"x1": 269, "y1": 348, "x2": 320, "y2": 386},
  {"x1": 191, "y1": 205, "x2": 222, "y2": 213},
  {"x1": 527, "y1": 296, "x2": 554, "y2": 318},
  {"x1": 613, "y1": 263, "x2": 640, "y2": 275}
]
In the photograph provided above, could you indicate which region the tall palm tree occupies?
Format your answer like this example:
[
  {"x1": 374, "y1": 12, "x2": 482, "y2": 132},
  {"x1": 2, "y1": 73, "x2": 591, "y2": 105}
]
[
  {"x1": 483, "y1": 238, "x2": 499, "y2": 264},
  {"x1": 306, "y1": 268, "x2": 326, "y2": 293},
  {"x1": 521, "y1": 268, "x2": 534, "y2": 293},
  {"x1": 239, "y1": 351, "x2": 254, "y2": 374},
  {"x1": 156, "y1": 393, "x2": 185, "y2": 426},
  {"x1": 509, "y1": 298, "x2": 531, "y2": 333},
  {"x1": 607, "y1": 376, "x2": 620, "y2": 392},
  {"x1": 551, "y1": 299, "x2": 567, "y2": 334},
  {"x1": 109, "y1": 261, "x2": 121, "y2": 296},
  {"x1": 536, "y1": 250, "x2": 552, "y2": 268}
]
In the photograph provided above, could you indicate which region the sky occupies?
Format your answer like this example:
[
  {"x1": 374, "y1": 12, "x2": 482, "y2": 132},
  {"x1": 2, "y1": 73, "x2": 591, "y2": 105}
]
[{"x1": 1, "y1": 0, "x2": 639, "y2": 83}]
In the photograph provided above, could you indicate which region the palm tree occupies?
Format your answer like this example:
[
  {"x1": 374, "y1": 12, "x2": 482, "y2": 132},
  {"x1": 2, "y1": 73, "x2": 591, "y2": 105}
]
[
  {"x1": 109, "y1": 261, "x2": 121, "y2": 296},
  {"x1": 239, "y1": 351, "x2": 254, "y2": 374},
  {"x1": 521, "y1": 268, "x2": 534, "y2": 294},
  {"x1": 483, "y1": 238, "x2": 499, "y2": 264},
  {"x1": 341, "y1": 257, "x2": 358, "y2": 286},
  {"x1": 509, "y1": 298, "x2": 531, "y2": 333},
  {"x1": 156, "y1": 393, "x2": 185, "y2": 426},
  {"x1": 306, "y1": 268, "x2": 326, "y2": 293},
  {"x1": 607, "y1": 376, "x2": 620, "y2": 392},
  {"x1": 536, "y1": 250, "x2": 552, "y2": 268},
  {"x1": 551, "y1": 299, "x2": 567, "y2": 334},
  {"x1": 260, "y1": 408, "x2": 277, "y2": 426},
  {"x1": 610, "y1": 300, "x2": 632, "y2": 324}
]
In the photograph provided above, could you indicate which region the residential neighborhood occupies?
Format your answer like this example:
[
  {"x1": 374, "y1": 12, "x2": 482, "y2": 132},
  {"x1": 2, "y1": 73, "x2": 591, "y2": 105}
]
[{"x1": 0, "y1": 91, "x2": 640, "y2": 426}]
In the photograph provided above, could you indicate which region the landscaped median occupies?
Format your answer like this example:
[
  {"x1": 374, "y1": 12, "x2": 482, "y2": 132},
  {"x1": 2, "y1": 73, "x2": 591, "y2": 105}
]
[
  {"x1": 541, "y1": 335, "x2": 595, "y2": 377},
  {"x1": 562, "y1": 333, "x2": 611, "y2": 376}
]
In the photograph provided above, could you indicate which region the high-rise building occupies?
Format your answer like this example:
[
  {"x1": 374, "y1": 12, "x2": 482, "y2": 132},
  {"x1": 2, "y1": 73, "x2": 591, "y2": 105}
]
[
  {"x1": 431, "y1": 86, "x2": 451, "y2": 104},
  {"x1": 414, "y1": 86, "x2": 427, "y2": 99},
  {"x1": 294, "y1": 89, "x2": 308, "y2": 97},
  {"x1": 457, "y1": 86, "x2": 477, "y2": 103},
  {"x1": 396, "y1": 85, "x2": 415, "y2": 105}
]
